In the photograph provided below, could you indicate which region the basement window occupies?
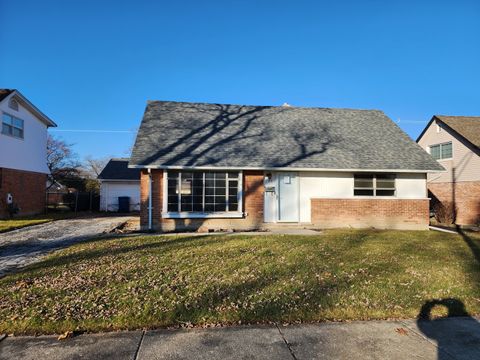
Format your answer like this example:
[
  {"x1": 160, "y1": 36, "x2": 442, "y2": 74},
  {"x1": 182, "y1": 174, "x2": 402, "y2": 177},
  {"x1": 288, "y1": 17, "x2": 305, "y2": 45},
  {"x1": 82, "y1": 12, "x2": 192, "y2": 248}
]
[
  {"x1": 354, "y1": 174, "x2": 396, "y2": 197},
  {"x1": 2, "y1": 113, "x2": 24, "y2": 139},
  {"x1": 165, "y1": 171, "x2": 242, "y2": 217}
]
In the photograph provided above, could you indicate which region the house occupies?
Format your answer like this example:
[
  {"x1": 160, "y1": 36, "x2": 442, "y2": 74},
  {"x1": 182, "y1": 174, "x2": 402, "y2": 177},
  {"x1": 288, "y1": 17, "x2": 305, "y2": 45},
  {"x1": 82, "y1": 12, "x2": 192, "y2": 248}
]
[
  {"x1": 417, "y1": 115, "x2": 480, "y2": 225},
  {"x1": 0, "y1": 89, "x2": 57, "y2": 218},
  {"x1": 98, "y1": 158, "x2": 141, "y2": 212},
  {"x1": 129, "y1": 101, "x2": 443, "y2": 232}
]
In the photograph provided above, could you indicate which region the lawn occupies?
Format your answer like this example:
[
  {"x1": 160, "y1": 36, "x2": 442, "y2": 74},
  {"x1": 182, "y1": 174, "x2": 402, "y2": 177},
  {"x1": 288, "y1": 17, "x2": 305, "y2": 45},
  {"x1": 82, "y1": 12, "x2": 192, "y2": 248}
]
[
  {"x1": 0, "y1": 212, "x2": 87, "y2": 233},
  {"x1": 0, "y1": 229, "x2": 479, "y2": 335}
]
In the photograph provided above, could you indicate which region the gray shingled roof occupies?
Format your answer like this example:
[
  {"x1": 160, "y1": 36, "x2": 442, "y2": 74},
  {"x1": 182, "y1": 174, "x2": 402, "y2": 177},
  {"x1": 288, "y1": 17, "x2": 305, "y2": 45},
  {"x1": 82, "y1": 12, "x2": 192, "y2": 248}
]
[
  {"x1": 130, "y1": 101, "x2": 444, "y2": 172},
  {"x1": 98, "y1": 158, "x2": 141, "y2": 180}
]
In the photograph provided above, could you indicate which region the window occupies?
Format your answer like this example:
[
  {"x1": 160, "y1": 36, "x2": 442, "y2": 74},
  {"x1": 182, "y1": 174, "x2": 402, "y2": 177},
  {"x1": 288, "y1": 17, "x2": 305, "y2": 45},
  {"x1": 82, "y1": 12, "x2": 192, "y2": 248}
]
[
  {"x1": 429, "y1": 142, "x2": 452, "y2": 160},
  {"x1": 354, "y1": 174, "x2": 396, "y2": 197},
  {"x1": 8, "y1": 98, "x2": 19, "y2": 111},
  {"x1": 167, "y1": 171, "x2": 240, "y2": 213},
  {"x1": 2, "y1": 113, "x2": 24, "y2": 139}
]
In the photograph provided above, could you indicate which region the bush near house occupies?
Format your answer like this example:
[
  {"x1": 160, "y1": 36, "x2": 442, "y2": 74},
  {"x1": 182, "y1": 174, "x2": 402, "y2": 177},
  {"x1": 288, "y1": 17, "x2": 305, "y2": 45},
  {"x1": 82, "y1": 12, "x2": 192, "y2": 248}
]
[{"x1": 0, "y1": 229, "x2": 479, "y2": 335}]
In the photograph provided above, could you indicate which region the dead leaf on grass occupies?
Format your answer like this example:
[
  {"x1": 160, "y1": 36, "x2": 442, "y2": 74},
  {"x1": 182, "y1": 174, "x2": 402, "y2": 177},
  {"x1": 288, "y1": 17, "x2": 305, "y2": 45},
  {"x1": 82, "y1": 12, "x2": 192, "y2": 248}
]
[{"x1": 57, "y1": 331, "x2": 74, "y2": 340}]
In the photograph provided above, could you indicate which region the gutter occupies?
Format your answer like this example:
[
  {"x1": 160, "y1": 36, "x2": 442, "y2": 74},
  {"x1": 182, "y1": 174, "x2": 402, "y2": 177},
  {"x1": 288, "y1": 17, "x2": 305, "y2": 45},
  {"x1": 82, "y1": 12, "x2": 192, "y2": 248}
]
[{"x1": 148, "y1": 168, "x2": 152, "y2": 231}]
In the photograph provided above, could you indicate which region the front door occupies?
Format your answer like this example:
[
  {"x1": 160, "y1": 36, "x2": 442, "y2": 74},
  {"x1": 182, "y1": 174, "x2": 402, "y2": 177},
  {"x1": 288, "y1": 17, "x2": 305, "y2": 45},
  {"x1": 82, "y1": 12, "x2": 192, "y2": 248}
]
[{"x1": 278, "y1": 172, "x2": 299, "y2": 222}]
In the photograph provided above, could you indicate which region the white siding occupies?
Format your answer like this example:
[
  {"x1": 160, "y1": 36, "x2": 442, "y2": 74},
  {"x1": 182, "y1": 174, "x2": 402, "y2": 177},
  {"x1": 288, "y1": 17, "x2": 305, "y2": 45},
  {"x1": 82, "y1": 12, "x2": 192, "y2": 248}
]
[
  {"x1": 0, "y1": 93, "x2": 49, "y2": 173},
  {"x1": 298, "y1": 171, "x2": 427, "y2": 223},
  {"x1": 396, "y1": 173, "x2": 427, "y2": 198},
  {"x1": 100, "y1": 181, "x2": 140, "y2": 211},
  {"x1": 299, "y1": 172, "x2": 353, "y2": 222}
]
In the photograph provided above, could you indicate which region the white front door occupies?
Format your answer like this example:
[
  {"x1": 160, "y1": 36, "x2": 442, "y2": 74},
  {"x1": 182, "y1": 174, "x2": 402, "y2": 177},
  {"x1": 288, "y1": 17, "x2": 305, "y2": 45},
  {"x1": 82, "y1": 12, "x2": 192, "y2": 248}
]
[{"x1": 278, "y1": 172, "x2": 299, "y2": 222}]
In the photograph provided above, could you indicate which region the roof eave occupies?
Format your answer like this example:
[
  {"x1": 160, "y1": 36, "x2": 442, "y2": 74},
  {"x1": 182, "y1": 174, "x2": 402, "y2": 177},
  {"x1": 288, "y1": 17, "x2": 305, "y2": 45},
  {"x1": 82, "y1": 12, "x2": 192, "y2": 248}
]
[
  {"x1": 128, "y1": 164, "x2": 445, "y2": 173},
  {"x1": 10, "y1": 90, "x2": 57, "y2": 127}
]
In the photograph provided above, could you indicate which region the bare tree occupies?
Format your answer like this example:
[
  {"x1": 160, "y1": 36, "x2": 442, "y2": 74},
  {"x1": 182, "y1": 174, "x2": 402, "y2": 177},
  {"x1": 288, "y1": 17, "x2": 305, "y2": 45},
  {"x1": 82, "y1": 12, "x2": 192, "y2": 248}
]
[{"x1": 46, "y1": 134, "x2": 80, "y2": 189}]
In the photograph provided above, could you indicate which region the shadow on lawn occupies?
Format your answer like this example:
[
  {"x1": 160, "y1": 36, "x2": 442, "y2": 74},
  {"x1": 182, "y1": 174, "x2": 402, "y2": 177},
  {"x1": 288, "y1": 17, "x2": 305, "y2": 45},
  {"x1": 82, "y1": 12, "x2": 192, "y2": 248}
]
[
  {"x1": 416, "y1": 230, "x2": 480, "y2": 360},
  {"x1": 417, "y1": 298, "x2": 480, "y2": 360}
]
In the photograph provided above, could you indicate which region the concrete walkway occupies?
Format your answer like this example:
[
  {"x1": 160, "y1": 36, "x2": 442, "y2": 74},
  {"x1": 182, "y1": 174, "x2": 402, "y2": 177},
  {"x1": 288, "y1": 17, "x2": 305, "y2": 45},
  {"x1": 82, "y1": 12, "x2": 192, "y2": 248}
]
[
  {"x1": 1, "y1": 317, "x2": 479, "y2": 359},
  {"x1": 0, "y1": 216, "x2": 135, "y2": 277}
]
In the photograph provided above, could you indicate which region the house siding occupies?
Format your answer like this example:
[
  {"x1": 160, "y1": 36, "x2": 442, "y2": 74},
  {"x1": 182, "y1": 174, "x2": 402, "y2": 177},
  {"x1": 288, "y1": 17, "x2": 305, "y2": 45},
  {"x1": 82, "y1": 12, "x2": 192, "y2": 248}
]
[
  {"x1": 0, "y1": 167, "x2": 46, "y2": 218},
  {"x1": 417, "y1": 118, "x2": 480, "y2": 225},
  {"x1": 311, "y1": 198, "x2": 429, "y2": 230},
  {"x1": 100, "y1": 181, "x2": 140, "y2": 212},
  {"x1": 140, "y1": 169, "x2": 264, "y2": 231}
]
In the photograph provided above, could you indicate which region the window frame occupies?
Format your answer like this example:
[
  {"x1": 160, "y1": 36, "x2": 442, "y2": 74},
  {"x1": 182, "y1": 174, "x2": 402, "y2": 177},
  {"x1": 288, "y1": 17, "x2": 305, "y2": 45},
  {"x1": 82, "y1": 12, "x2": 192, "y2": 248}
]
[
  {"x1": 353, "y1": 173, "x2": 396, "y2": 197},
  {"x1": 429, "y1": 141, "x2": 453, "y2": 160},
  {"x1": 1, "y1": 112, "x2": 24, "y2": 139},
  {"x1": 162, "y1": 170, "x2": 243, "y2": 218}
]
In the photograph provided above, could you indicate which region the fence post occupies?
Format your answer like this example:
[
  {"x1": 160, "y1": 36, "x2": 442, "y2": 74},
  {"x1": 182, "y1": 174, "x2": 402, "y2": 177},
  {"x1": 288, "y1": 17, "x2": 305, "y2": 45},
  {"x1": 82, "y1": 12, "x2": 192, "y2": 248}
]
[{"x1": 74, "y1": 191, "x2": 79, "y2": 215}]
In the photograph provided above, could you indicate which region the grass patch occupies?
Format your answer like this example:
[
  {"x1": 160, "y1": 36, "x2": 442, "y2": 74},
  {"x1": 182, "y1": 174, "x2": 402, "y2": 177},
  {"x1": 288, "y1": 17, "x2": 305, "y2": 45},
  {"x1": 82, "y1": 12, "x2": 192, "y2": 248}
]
[
  {"x1": 1, "y1": 229, "x2": 479, "y2": 334},
  {"x1": 0, "y1": 212, "x2": 89, "y2": 233}
]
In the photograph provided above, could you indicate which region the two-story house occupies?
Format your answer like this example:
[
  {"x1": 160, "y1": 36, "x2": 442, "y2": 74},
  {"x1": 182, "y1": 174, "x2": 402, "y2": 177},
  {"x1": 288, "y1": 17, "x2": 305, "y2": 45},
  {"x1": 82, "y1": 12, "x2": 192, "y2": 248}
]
[
  {"x1": 0, "y1": 89, "x2": 57, "y2": 218},
  {"x1": 417, "y1": 115, "x2": 480, "y2": 226}
]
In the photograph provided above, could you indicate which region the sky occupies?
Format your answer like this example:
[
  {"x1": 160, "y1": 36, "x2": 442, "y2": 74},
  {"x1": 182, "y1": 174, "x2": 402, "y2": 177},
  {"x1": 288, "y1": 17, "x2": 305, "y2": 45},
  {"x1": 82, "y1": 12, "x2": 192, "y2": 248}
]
[{"x1": 1, "y1": 0, "x2": 479, "y2": 162}]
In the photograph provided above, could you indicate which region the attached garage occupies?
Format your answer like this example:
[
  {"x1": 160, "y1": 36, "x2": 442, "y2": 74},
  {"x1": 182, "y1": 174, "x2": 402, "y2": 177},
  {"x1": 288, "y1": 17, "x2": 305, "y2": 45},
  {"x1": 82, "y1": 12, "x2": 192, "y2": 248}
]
[{"x1": 98, "y1": 158, "x2": 140, "y2": 212}]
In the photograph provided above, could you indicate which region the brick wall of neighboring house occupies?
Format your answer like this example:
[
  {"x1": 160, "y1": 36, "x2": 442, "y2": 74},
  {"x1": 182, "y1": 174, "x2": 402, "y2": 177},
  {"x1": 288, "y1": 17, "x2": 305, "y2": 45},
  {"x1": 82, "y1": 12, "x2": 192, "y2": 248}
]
[
  {"x1": 428, "y1": 181, "x2": 480, "y2": 226},
  {"x1": 311, "y1": 198, "x2": 430, "y2": 230},
  {"x1": 140, "y1": 170, "x2": 264, "y2": 231},
  {"x1": 0, "y1": 167, "x2": 47, "y2": 218}
]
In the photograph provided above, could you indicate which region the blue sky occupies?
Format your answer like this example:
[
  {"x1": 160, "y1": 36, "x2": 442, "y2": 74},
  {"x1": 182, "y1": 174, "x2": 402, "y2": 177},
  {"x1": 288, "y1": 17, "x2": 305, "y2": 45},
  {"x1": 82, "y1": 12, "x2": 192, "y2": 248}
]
[{"x1": 1, "y1": 0, "x2": 479, "y2": 161}]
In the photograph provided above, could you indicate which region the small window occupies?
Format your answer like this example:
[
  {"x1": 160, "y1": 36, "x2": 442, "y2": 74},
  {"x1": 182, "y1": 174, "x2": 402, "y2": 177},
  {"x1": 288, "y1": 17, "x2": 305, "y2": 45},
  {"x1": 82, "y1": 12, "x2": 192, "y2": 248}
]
[
  {"x1": 2, "y1": 113, "x2": 24, "y2": 139},
  {"x1": 354, "y1": 174, "x2": 396, "y2": 197},
  {"x1": 429, "y1": 142, "x2": 452, "y2": 160},
  {"x1": 8, "y1": 98, "x2": 19, "y2": 111}
]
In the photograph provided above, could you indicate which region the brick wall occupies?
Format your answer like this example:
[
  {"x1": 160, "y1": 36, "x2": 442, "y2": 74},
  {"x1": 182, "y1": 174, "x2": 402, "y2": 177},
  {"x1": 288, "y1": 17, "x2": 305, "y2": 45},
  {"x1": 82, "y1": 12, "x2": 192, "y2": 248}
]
[
  {"x1": 428, "y1": 181, "x2": 480, "y2": 225},
  {"x1": 0, "y1": 167, "x2": 47, "y2": 218},
  {"x1": 311, "y1": 198, "x2": 430, "y2": 230},
  {"x1": 140, "y1": 170, "x2": 264, "y2": 231}
]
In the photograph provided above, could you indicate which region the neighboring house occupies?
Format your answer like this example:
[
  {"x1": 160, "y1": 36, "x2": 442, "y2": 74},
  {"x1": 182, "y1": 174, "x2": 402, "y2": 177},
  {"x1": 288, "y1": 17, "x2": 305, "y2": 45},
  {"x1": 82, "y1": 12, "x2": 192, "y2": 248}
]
[
  {"x1": 417, "y1": 115, "x2": 480, "y2": 225},
  {"x1": 0, "y1": 89, "x2": 57, "y2": 218},
  {"x1": 129, "y1": 101, "x2": 443, "y2": 232},
  {"x1": 98, "y1": 158, "x2": 141, "y2": 212}
]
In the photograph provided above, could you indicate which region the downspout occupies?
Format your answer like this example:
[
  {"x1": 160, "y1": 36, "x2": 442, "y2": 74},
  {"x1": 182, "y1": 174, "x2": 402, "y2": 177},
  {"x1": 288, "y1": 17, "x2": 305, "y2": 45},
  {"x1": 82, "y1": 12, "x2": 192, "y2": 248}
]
[{"x1": 148, "y1": 168, "x2": 152, "y2": 231}]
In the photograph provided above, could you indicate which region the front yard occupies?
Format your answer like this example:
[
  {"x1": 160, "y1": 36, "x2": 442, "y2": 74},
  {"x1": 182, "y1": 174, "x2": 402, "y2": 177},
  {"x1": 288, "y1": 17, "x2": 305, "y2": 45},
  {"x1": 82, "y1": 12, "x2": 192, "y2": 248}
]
[
  {"x1": 0, "y1": 229, "x2": 479, "y2": 335},
  {"x1": 0, "y1": 213, "x2": 77, "y2": 233}
]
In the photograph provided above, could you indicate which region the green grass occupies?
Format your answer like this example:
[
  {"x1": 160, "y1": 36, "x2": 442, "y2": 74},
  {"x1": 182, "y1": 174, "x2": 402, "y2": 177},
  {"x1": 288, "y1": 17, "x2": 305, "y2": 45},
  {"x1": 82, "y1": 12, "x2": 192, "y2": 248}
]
[
  {"x1": 1, "y1": 229, "x2": 479, "y2": 335},
  {"x1": 0, "y1": 212, "x2": 88, "y2": 233}
]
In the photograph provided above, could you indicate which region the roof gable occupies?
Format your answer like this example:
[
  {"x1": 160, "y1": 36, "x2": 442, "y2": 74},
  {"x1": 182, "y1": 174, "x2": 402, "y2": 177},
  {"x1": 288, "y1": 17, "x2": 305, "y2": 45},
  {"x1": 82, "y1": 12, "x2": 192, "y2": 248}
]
[
  {"x1": 130, "y1": 101, "x2": 444, "y2": 172},
  {"x1": 0, "y1": 89, "x2": 57, "y2": 127},
  {"x1": 98, "y1": 158, "x2": 141, "y2": 180},
  {"x1": 435, "y1": 115, "x2": 480, "y2": 149}
]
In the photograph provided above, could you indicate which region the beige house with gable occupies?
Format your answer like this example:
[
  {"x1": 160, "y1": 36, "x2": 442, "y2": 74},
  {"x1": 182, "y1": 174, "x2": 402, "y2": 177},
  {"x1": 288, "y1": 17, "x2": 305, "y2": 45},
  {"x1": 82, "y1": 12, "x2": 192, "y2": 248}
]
[{"x1": 417, "y1": 115, "x2": 480, "y2": 225}]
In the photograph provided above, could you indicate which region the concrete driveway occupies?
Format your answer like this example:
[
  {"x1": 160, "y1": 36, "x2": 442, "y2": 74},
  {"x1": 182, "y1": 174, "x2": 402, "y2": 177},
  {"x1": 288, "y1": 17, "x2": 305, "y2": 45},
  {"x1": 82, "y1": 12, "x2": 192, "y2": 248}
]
[
  {"x1": 1, "y1": 317, "x2": 479, "y2": 359},
  {"x1": 0, "y1": 216, "x2": 136, "y2": 277}
]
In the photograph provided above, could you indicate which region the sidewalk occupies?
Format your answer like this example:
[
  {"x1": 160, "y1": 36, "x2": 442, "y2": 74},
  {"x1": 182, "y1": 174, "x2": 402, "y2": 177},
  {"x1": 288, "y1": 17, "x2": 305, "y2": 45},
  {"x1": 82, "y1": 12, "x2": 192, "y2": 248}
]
[{"x1": 1, "y1": 317, "x2": 479, "y2": 360}]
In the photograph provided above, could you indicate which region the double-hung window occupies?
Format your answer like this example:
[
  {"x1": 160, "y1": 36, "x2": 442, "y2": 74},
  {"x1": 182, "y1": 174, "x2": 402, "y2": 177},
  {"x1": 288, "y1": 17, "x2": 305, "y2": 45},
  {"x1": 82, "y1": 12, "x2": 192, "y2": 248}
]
[
  {"x1": 166, "y1": 171, "x2": 241, "y2": 215},
  {"x1": 429, "y1": 142, "x2": 452, "y2": 160},
  {"x1": 2, "y1": 113, "x2": 24, "y2": 139},
  {"x1": 354, "y1": 174, "x2": 396, "y2": 197}
]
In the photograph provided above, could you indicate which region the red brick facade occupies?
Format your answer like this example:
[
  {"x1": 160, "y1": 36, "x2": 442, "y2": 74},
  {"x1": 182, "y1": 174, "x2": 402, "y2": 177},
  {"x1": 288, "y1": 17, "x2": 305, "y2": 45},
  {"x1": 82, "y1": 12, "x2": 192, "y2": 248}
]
[
  {"x1": 0, "y1": 168, "x2": 47, "y2": 218},
  {"x1": 428, "y1": 181, "x2": 480, "y2": 225},
  {"x1": 140, "y1": 170, "x2": 264, "y2": 231},
  {"x1": 311, "y1": 198, "x2": 430, "y2": 230}
]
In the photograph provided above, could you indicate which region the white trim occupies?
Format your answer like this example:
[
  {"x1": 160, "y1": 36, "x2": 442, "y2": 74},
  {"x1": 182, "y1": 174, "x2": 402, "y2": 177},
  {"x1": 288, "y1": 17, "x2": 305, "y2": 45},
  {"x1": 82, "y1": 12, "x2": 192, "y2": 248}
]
[
  {"x1": 98, "y1": 179, "x2": 140, "y2": 182},
  {"x1": 0, "y1": 90, "x2": 57, "y2": 127},
  {"x1": 162, "y1": 212, "x2": 244, "y2": 219},
  {"x1": 129, "y1": 164, "x2": 444, "y2": 173},
  {"x1": 311, "y1": 197, "x2": 430, "y2": 200}
]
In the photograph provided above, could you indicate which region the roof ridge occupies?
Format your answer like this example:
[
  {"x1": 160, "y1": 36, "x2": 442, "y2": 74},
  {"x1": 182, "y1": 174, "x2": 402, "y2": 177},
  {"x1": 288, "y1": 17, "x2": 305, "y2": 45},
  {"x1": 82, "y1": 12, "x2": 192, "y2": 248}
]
[{"x1": 146, "y1": 100, "x2": 383, "y2": 112}]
